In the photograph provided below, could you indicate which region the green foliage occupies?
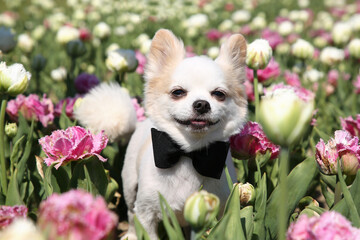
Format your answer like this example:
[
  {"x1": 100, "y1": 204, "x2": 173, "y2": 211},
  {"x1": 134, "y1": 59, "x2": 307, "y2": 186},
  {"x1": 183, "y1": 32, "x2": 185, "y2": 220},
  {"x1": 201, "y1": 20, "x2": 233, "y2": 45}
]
[{"x1": 208, "y1": 184, "x2": 245, "y2": 240}]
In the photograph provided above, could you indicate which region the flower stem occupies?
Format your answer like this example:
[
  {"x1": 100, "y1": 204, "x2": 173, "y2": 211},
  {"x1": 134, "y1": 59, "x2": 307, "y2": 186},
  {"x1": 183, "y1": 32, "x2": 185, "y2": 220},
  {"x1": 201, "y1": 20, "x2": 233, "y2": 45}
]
[
  {"x1": 334, "y1": 175, "x2": 341, "y2": 205},
  {"x1": 253, "y1": 69, "x2": 259, "y2": 122},
  {"x1": 278, "y1": 147, "x2": 289, "y2": 240},
  {"x1": 66, "y1": 58, "x2": 76, "y2": 96},
  {"x1": 115, "y1": 71, "x2": 126, "y2": 85},
  {"x1": 0, "y1": 96, "x2": 8, "y2": 195},
  {"x1": 35, "y1": 71, "x2": 40, "y2": 94}
]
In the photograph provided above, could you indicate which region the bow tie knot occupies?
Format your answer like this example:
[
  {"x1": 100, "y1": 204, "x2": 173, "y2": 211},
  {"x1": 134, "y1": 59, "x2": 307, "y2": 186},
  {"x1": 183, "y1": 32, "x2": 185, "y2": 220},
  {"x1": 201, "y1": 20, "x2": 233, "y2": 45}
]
[{"x1": 151, "y1": 128, "x2": 229, "y2": 179}]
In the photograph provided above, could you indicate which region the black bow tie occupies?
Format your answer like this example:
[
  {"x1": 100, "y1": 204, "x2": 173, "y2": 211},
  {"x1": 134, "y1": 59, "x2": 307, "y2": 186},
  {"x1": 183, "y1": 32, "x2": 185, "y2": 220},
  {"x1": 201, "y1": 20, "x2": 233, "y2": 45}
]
[{"x1": 151, "y1": 128, "x2": 229, "y2": 179}]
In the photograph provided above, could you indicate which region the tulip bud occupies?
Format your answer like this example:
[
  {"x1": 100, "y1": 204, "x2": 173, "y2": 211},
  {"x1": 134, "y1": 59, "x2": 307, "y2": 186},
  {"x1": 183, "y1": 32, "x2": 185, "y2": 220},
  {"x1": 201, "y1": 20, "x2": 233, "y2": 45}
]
[
  {"x1": 291, "y1": 39, "x2": 314, "y2": 59},
  {"x1": 348, "y1": 38, "x2": 360, "y2": 59},
  {"x1": 93, "y1": 22, "x2": 111, "y2": 40},
  {"x1": 0, "y1": 27, "x2": 16, "y2": 54},
  {"x1": 332, "y1": 22, "x2": 352, "y2": 46},
  {"x1": 50, "y1": 67, "x2": 67, "y2": 82},
  {"x1": 319, "y1": 47, "x2": 345, "y2": 65},
  {"x1": 31, "y1": 54, "x2": 47, "y2": 72},
  {"x1": 5, "y1": 122, "x2": 17, "y2": 139},
  {"x1": 0, "y1": 62, "x2": 31, "y2": 96},
  {"x1": 259, "y1": 84, "x2": 315, "y2": 146},
  {"x1": 184, "y1": 190, "x2": 220, "y2": 230},
  {"x1": 56, "y1": 26, "x2": 80, "y2": 45},
  {"x1": 17, "y1": 33, "x2": 34, "y2": 53},
  {"x1": 207, "y1": 46, "x2": 219, "y2": 59},
  {"x1": 105, "y1": 49, "x2": 138, "y2": 73},
  {"x1": 278, "y1": 21, "x2": 294, "y2": 36},
  {"x1": 66, "y1": 40, "x2": 87, "y2": 59},
  {"x1": 298, "y1": 196, "x2": 319, "y2": 210},
  {"x1": 237, "y1": 183, "x2": 256, "y2": 206},
  {"x1": 246, "y1": 39, "x2": 273, "y2": 70}
]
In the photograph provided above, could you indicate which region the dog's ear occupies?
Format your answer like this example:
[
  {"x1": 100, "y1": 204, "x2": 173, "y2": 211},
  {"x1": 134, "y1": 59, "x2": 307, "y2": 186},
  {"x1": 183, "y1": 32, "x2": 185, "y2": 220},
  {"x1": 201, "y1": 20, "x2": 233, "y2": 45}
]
[
  {"x1": 215, "y1": 34, "x2": 247, "y2": 84},
  {"x1": 145, "y1": 29, "x2": 185, "y2": 81}
]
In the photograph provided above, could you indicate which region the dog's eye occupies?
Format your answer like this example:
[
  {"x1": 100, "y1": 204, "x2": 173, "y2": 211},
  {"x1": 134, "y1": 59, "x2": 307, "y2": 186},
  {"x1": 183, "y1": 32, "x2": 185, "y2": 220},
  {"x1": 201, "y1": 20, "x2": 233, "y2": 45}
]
[
  {"x1": 211, "y1": 90, "x2": 226, "y2": 101},
  {"x1": 171, "y1": 89, "x2": 187, "y2": 99}
]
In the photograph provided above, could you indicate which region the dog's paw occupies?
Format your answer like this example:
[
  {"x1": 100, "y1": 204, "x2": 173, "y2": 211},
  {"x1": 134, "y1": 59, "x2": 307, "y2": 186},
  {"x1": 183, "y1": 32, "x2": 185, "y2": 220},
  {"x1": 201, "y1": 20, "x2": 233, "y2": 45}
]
[{"x1": 120, "y1": 233, "x2": 137, "y2": 240}]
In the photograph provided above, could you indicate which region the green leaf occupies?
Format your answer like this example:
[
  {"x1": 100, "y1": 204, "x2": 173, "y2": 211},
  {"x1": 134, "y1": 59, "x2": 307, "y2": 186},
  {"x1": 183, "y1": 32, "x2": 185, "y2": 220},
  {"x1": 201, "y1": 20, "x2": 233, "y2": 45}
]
[
  {"x1": 305, "y1": 205, "x2": 326, "y2": 215},
  {"x1": 85, "y1": 158, "x2": 108, "y2": 196},
  {"x1": 336, "y1": 161, "x2": 360, "y2": 227},
  {"x1": 159, "y1": 193, "x2": 184, "y2": 240},
  {"x1": 134, "y1": 215, "x2": 151, "y2": 240},
  {"x1": 16, "y1": 119, "x2": 35, "y2": 184},
  {"x1": 59, "y1": 102, "x2": 75, "y2": 129},
  {"x1": 0, "y1": 192, "x2": 5, "y2": 205},
  {"x1": 320, "y1": 173, "x2": 336, "y2": 191},
  {"x1": 50, "y1": 166, "x2": 70, "y2": 193},
  {"x1": 233, "y1": 158, "x2": 248, "y2": 183},
  {"x1": 320, "y1": 179, "x2": 334, "y2": 208},
  {"x1": 10, "y1": 136, "x2": 24, "y2": 164},
  {"x1": 264, "y1": 157, "x2": 319, "y2": 240},
  {"x1": 253, "y1": 173, "x2": 267, "y2": 240},
  {"x1": 20, "y1": 180, "x2": 34, "y2": 205},
  {"x1": 240, "y1": 206, "x2": 254, "y2": 240},
  {"x1": 70, "y1": 158, "x2": 108, "y2": 197},
  {"x1": 333, "y1": 170, "x2": 360, "y2": 219},
  {"x1": 313, "y1": 127, "x2": 331, "y2": 142},
  {"x1": 255, "y1": 151, "x2": 272, "y2": 168},
  {"x1": 208, "y1": 184, "x2": 245, "y2": 240},
  {"x1": 13, "y1": 113, "x2": 30, "y2": 144},
  {"x1": 5, "y1": 170, "x2": 23, "y2": 205},
  {"x1": 105, "y1": 177, "x2": 119, "y2": 203},
  {"x1": 225, "y1": 165, "x2": 233, "y2": 192},
  {"x1": 44, "y1": 164, "x2": 54, "y2": 197}
]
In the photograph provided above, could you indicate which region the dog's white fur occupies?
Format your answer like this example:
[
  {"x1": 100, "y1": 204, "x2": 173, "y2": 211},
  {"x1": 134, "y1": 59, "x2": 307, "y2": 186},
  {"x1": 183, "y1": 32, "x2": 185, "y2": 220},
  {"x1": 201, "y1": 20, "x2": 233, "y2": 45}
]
[{"x1": 121, "y1": 29, "x2": 247, "y2": 240}]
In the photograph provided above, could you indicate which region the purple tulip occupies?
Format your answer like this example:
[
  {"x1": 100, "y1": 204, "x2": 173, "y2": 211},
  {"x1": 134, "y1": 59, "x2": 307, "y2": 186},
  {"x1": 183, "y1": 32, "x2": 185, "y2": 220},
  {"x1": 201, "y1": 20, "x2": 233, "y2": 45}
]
[{"x1": 75, "y1": 73, "x2": 100, "y2": 94}]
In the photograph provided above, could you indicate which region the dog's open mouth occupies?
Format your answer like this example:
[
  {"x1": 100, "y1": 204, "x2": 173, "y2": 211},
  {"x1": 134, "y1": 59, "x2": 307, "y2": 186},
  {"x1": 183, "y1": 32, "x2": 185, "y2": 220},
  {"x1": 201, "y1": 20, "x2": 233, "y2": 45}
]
[{"x1": 174, "y1": 118, "x2": 220, "y2": 130}]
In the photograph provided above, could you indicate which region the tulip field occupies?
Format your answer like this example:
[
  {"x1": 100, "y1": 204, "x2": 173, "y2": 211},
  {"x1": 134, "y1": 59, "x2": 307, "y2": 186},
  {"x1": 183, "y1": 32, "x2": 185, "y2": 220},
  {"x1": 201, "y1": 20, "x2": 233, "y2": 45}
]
[{"x1": 1, "y1": 0, "x2": 360, "y2": 239}]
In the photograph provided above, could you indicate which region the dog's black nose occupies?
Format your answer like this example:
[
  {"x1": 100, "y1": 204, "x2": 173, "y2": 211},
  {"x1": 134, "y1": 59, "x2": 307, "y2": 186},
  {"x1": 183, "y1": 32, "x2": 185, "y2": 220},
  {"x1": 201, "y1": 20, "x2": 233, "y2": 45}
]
[{"x1": 193, "y1": 100, "x2": 211, "y2": 114}]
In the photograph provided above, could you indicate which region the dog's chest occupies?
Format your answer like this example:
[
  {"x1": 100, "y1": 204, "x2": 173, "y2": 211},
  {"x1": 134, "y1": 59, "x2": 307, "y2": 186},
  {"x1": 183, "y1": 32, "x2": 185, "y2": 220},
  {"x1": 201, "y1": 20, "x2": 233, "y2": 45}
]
[{"x1": 156, "y1": 156, "x2": 205, "y2": 206}]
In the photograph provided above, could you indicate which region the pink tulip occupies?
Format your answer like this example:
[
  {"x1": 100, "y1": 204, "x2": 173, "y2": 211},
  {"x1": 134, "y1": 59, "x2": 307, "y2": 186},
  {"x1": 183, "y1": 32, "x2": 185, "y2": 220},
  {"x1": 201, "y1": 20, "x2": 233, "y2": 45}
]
[
  {"x1": 6, "y1": 94, "x2": 54, "y2": 127},
  {"x1": 284, "y1": 71, "x2": 301, "y2": 87},
  {"x1": 315, "y1": 130, "x2": 360, "y2": 175},
  {"x1": 286, "y1": 214, "x2": 315, "y2": 240},
  {"x1": 354, "y1": 75, "x2": 360, "y2": 94},
  {"x1": 287, "y1": 211, "x2": 360, "y2": 240},
  {"x1": 261, "y1": 28, "x2": 284, "y2": 49},
  {"x1": 79, "y1": 27, "x2": 92, "y2": 41},
  {"x1": 54, "y1": 96, "x2": 80, "y2": 119},
  {"x1": 266, "y1": 83, "x2": 315, "y2": 102},
  {"x1": 244, "y1": 79, "x2": 255, "y2": 102},
  {"x1": 246, "y1": 58, "x2": 281, "y2": 83},
  {"x1": 38, "y1": 189, "x2": 118, "y2": 240},
  {"x1": 341, "y1": 115, "x2": 360, "y2": 138},
  {"x1": 0, "y1": 205, "x2": 28, "y2": 230},
  {"x1": 132, "y1": 98, "x2": 146, "y2": 122},
  {"x1": 135, "y1": 50, "x2": 146, "y2": 75},
  {"x1": 230, "y1": 121, "x2": 280, "y2": 161},
  {"x1": 39, "y1": 126, "x2": 108, "y2": 169},
  {"x1": 206, "y1": 29, "x2": 223, "y2": 41}
]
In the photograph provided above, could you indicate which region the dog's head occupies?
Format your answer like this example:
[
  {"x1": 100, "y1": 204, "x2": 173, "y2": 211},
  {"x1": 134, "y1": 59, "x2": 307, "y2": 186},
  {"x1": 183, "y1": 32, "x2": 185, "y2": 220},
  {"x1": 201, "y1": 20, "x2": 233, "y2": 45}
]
[{"x1": 144, "y1": 29, "x2": 247, "y2": 151}]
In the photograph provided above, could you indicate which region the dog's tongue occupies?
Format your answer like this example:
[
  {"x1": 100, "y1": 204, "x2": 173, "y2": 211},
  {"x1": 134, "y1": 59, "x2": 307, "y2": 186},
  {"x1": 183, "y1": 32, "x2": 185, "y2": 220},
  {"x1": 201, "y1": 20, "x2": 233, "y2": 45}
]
[{"x1": 191, "y1": 120, "x2": 207, "y2": 126}]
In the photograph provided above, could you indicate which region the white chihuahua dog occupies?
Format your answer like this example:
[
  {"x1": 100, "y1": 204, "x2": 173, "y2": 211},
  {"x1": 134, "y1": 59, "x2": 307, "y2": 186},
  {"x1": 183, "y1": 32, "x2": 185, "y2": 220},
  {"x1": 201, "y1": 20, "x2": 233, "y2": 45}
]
[{"x1": 121, "y1": 29, "x2": 247, "y2": 240}]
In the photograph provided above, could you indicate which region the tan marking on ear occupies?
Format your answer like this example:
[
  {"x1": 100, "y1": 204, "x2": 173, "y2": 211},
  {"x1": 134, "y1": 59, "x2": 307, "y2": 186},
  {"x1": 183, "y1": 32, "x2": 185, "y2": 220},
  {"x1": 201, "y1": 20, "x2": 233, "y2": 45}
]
[
  {"x1": 215, "y1": 34, "x2": 247, "y2": 108},
  {"x1": 144, "y1": 29, "x2": 186, "y2": 116}
]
